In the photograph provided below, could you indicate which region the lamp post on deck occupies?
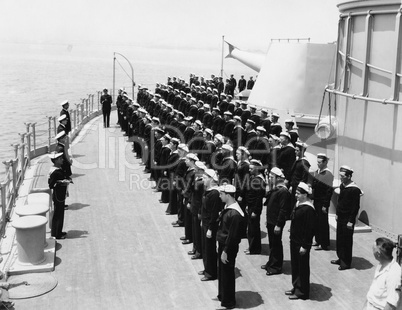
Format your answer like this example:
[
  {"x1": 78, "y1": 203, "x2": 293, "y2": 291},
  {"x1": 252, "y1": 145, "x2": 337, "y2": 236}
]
[{"x1": 113, "y1": 52, "x2": 135, "y2": 103}]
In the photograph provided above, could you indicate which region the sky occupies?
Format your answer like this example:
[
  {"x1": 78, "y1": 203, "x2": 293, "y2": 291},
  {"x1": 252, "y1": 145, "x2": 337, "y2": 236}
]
[{"x1": 0, "y1": 0, "x2": 342, "y2": 51}]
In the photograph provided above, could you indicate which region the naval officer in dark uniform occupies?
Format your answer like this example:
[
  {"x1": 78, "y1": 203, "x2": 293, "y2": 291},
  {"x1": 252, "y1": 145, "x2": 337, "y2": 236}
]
[
  {"x1": 60, "y1": 100, "x2": 71, "y2": 134},
  {"x1": 100, "y1": 88, "x2": 112, "y2": 128}
]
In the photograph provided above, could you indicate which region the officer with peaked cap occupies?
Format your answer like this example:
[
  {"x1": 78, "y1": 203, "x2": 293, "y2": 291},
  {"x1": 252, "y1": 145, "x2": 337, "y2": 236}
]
[
  {"x1": 60, "y1": 100, "x2": 71, "y2": 134},
  {"x1": 57, "y1": 114, "x2": 68, "y2": 134},
  {"x1": 331, "y1": 165, "x2": 363, "y2": 270},
  {"x1": 48, "y1": 152, "x2": 71, "y2": 239},
  {"x1": 55, "y1": 130, "x2": 73, "y2": 178},
  {"x1": 216, "y1": 184, "x2": 245, "y2": 309},
  {"x1": 311, "y1": 153, "x2": 334, "y2": 251},
  {"x1": 101, "y1": 88, "x2": 113, "y2": 128}
]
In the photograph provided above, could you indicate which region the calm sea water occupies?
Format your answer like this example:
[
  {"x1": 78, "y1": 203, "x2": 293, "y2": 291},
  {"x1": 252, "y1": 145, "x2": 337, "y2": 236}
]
[{"x1": 0, "y1": 42, "x2": 257, "y2": 175}]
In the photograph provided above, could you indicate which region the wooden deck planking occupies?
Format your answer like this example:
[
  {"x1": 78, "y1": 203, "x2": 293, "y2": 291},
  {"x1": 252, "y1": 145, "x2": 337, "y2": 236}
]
[{"x1": 12, "y1": 114, "x2": 383, "y2": 310}]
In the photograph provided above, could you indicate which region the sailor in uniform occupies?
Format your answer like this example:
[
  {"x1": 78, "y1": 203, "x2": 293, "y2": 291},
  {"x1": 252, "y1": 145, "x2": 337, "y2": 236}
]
[
  {"x1": 276, "y1": 132, "x2": 296, "y2": 183},
  {"x1": 245, "y1": 159, "x2": 265, "y2": 255},
  {"x1": 286, "y1": 182, "x2": 316, "y2": 300},
  {"x1": 262, "y1": 167, "x2": 291, "y2": 275},
  {"x1": 270, "y1": 113, "x2": 282, "y2": 137},
  {"x1": 100, "y1": 88, "x2": 112, "y2": 128},
  {"x1": 200, "y1": 169, "x2": 221, "y2": 281},
  {"x1": 48, "y1": 152, "x2": 72, "y2": 239},
  {"x1": 216, "y1": 184, "x2": 245, "y2": 309},
  {"x1": 60, "y1": 100, "x2": 71, "y2": 134},
  {"x1": 311, "y1": 154, "x2": 334, "y2": 251},
  {"x1": 331, "y1": 165, "x2": 363, "y2": 270}
]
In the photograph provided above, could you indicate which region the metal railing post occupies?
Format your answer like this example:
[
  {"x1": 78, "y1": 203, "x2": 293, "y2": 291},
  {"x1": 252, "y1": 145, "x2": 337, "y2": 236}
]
[
  {"x1": 0, "y1": 183, "x2": 6, "y2": 230},
  {"x1": 26, "y1": 132, "x2": 32, "y2": 161},
  {"x1": 72, "y1": 109, "x2": 76, "y2": 130},
  {"x1": 19, "y1": 133, "x2": 26, "y2": 170},
  {"x1": 53, "y1": 116, "x2": 57, "y2": 136},
  {"x1": 97, "y1": 91, "x2": 100, "y2": 111},
  {"x1": 11, "y1": 159, "x2": 17, "y2": 203},
  {"x1": 31, "y1": 122, "x2": 37, "y2": 155},
  {"x1": 48, "y1": 117, "x2": 52, "y2": 150},
  {"x1": 13, "y1": 144, "x2": 19, "y2": 160},
  {"x1": 86, "y1": 98, "x2": 89, "y2": 117},
  {"x1": 92, "y1": 94, "x2": 95, "y2": 112}
]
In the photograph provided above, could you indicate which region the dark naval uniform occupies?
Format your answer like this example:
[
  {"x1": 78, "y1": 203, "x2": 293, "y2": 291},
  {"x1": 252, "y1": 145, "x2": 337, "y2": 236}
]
[
  {"x1": 263, "y1": 183, "x2": 291, "y2": 274},
  {"x1": 311, "y1": 168, "x2": 334, "y2": 249},
  {"x1": 289, "y1": 200, "x2": 317, "y2": 300},
  {"x1": 246, "y1": 173, "x2": 265, "y2": 254},
  {"x1": 335, "y1": 182, "x2": 362, "y2": 269},
  {"x1": 216, "y1": 202, "x2": 245, "y2": 309},
  {"x1": 201, "y1": 187, "x2": 221, "y2": 279},
  {"x1": 48, "y1": 166, "x2": 69, "y2": 238}
]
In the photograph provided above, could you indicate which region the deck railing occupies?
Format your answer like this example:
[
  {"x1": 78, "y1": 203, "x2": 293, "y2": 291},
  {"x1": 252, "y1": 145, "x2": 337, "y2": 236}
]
[{"x1": 0, "y1": 91, "x2": 103, "y2": 237}]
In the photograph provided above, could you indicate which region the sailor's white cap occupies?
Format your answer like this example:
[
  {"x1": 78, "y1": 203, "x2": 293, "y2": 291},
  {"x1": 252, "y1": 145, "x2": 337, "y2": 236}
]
[
  {"x1": 178, "y1": 144, "x2": 189, "y2": 152},
  {"x1": 270, "y1": 167, "x2": 285, "y2": 178},
  {"x1": 60, "y1": 100, "x2": 69, "y2": 106},
  {"x1": 215, "y1": 134, "x2": 224, "y2": 143},
  {"x1": 222, "y1": 144, "x2": 233, "y2": 152},
  {"x1": 279, "y1": 132, "x2": 291, "y2": 139},
  {"x1": 297, "y1": 182, "x2": 312, "y2": 195},
  {"x1": 204, "y1": 128, "x2": 213, "y2": 136},
  {"x1": 237, "y1": 146, "x2": 250, "y2": 155},
  {"x1": 219, "y1": 184, "x2": 236, "y2": 193},
  {"x1": 256, "y1": 126, "x2": 266, "y2": 133},
  {"x1": 250, "y1": 159, "x2": 263, "y2": 167},
  {"x1": 204, "y1": 169, "x2": 218, "y2": 182},
  {"x1": 195, "y1": 161, "x2": 207, "y2": 171},
  {"x1": 186, "y1": 153, "x2": 199, "y2": 161}
]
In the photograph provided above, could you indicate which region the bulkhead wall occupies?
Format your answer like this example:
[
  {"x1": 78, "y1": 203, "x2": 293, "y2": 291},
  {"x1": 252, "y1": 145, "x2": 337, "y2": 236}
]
[{"x1": 335, "y1": 0, "x2": 402, "y2": 238}]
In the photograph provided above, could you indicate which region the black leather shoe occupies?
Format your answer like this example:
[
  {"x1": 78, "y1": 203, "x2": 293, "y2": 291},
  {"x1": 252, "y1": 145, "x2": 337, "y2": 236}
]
[
  {"x1": 285, "y1": 289, "x2": 295, "y2": 296},
  {"x1": 188, "y1": 250, "x2": 196, "y2": 255},
  {"x1": 172, "y1": 223, "x2": 184, "y2": 227},
  {"x1": 180, "y1": 236, "x2": 187, "y2": 241},
  {"x1": 182, "y1": 240, "x2": 192, "y2": 245},
  {"x1": 338, "y1": 265, "x2": 351, "y2": 271},
  {"x1": 198, "y1": 270, "x2": 205, "y2": 275},
  {"x1": 61, "y1": 232, "x2": 67, "y2": 236},
  {"x1": 56, "y1": 235, "x2": 66, "y2": 240},
  {"x1": 331, "y1": 259, "x2": 341, "y2": 265},
  {"x1": 201, "y1": 276, "x2": 215, "y2": 281},
  {"x1": 261, "y1": 265, "x2": 267, "y2": 270},
  {"x1": 191, "y1": 254, "x2": 202, "y2": 260}
]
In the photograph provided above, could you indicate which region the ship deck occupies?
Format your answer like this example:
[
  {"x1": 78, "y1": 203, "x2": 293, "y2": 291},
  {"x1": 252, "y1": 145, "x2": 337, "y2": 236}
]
[{"x1": 12, "y1": 114, "x2": 381, "y2": 310}]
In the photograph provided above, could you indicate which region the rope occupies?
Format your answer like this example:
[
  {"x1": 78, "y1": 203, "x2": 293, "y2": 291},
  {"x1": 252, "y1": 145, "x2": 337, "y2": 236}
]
[
  {"x1": 317, "y1": 90, "x2": 327, "y2": 126},
  {"x1": 115, "y1": 58, "x2": 135, "y2": 84}
]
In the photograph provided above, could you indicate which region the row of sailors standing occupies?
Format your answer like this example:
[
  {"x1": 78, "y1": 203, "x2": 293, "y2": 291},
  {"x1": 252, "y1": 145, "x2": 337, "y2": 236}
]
[{"x1": 115, "y1": 85, "x2": 369, "y2": 305}]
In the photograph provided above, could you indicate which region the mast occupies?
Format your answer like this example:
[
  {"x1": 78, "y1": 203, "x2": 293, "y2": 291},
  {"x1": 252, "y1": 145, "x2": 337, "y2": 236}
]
[{"x1": 220, "y1": 35, "x2": 224, "y2": 78}]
